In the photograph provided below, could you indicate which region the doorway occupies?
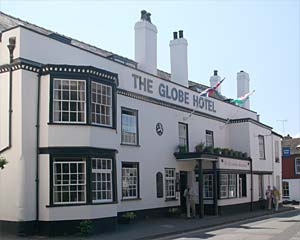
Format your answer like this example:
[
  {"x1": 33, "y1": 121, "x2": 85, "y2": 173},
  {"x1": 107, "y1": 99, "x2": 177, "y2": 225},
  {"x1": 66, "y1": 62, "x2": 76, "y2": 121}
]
[{"x1": 180, "y1": 171, "x2": 188, "y2": 211}]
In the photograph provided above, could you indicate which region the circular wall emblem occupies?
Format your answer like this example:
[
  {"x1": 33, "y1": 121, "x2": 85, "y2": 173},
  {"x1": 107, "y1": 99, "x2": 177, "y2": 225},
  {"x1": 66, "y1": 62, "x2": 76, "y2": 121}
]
[{"x1": 156, "y1": 122, "x2": 164, "y2": 136}]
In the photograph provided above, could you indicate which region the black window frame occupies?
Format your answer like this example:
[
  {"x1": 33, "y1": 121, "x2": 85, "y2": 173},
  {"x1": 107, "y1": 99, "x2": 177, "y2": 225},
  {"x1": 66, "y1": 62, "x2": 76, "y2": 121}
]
[
  {"x1": 121, "y1": 162, "x2": 140, "y2": 200},
  {"x1": 121, "y1": 107, "x2": 139, "y2": 146},
  {"x1": 48, "y1": 147, "x2": 118, "y2": 207},
  {"x1": 178, "y1": 122, "x2": 189, "y2": 152},
  {"x1": 205, "y1": 130, "x2": 214, "y2": 147},
  {"x1": 49, "y1": 72, "x2": 117, "y2": 129}
]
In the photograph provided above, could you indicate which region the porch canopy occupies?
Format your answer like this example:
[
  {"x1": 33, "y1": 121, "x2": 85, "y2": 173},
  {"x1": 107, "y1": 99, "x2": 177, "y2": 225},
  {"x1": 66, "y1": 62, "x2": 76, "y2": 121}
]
[{"x1": 174, "y1": 152, "x2": 219, "y2": 218}]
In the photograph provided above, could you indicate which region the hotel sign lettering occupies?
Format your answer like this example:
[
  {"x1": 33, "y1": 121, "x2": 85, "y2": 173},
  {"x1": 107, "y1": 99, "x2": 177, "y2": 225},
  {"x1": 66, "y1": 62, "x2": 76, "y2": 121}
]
[{"x1": 132, "y1": 74, "x2": 217, "y2": 113}]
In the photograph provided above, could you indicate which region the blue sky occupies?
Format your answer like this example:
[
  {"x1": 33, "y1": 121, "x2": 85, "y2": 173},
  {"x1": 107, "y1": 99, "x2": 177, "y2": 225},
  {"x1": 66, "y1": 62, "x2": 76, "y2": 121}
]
[{"x1": 0, "y1": 0, "x2": 299, "y2": 137}]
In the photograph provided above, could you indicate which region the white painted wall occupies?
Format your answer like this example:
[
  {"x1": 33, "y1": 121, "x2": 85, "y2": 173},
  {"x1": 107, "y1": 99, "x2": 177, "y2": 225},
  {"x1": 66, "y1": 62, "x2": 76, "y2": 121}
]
[
  {"x1": 282, "y1": 179, "x2": 300, "y2": 202},
  {"x1": 0, "y1": 72, "x2": 9, "y2": 149}
]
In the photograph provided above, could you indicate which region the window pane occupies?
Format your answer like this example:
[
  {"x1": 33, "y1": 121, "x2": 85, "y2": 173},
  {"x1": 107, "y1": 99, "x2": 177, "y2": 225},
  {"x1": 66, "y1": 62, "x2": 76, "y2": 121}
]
[
  {"x1": 122, "y1": 164, "x2": 138, "y2": 199},
  {"x1": 52, "y1": 79, "x2": 86, "y2": 123},
  {"x1": 121, "y1": 109, "x2": 138, "y2": 145},
  {"x1": 91, "y1": 82, "x2": 112, "y2": 126}
]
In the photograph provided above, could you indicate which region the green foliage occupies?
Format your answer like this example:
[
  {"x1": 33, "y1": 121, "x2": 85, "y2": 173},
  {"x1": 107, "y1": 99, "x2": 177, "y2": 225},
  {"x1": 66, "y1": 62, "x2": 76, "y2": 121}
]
[
  {"x1": 0, "y1": 156, "x2": 8, "y2": 170},
  {"x1": 178, "y1": 145, "x2": 187, "y2": 153},
  {"x1": 121, "y1": 212, "x2": 137, "y2": 220},
  {"x1": 195, "y1": 142, "x2": 205, "y2": 152},
  {"x1": 79, "y1": 220, "x2": 93, "y2": 236},
  {"x1": 168, "y1": 207, "x2": 181, "y2": 215}
]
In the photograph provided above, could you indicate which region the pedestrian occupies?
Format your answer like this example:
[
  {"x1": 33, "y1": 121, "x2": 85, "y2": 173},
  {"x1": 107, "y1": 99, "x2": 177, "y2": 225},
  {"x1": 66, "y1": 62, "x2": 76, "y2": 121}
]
[
  {"x1": 272, "y1": 186, "x2": 280, "y2": 211},
  {"x1": 265, "y1": 185, "x2": 272, "y2": 210},
  {"x1": 184, "y1": 185, "x2": 196, "y2": 218}
]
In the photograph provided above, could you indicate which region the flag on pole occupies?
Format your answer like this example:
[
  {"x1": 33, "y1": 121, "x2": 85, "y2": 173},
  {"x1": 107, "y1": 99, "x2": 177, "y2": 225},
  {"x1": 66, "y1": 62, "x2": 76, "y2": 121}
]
[
  {"x1": 199, "y1": 78, "x2": 225, "y2": 97},
  {"x1": 230, "y1": 90, "x2": 255, "y2": 105}
]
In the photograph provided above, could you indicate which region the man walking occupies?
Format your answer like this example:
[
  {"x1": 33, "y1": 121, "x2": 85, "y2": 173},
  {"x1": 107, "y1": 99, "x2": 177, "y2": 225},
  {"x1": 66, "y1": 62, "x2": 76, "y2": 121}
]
[
  {"x1": 184, "y1": 185, "x2": 196, "y2": 218},
  {"x1": 265, "y1": 185, "x2": 272, "y2": 210}
]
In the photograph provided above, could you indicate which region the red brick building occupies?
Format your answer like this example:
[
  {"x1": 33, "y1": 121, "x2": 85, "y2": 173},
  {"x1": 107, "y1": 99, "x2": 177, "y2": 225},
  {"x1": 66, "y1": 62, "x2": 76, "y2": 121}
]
[{"x1": 282, "y1": 135, "x2": 300, "y2": 201}]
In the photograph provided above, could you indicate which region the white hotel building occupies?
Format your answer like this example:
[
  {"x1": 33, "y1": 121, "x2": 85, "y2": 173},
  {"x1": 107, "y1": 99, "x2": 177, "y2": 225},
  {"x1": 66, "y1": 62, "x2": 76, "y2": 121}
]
[{"x1": 0, "y1": 11, "x2": 282, "y2": 235}]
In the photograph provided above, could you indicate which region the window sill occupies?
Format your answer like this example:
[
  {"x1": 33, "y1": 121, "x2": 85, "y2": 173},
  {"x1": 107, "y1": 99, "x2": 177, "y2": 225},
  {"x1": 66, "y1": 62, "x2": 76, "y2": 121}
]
[
  {"x1": 120, "y1": 143, "x2": 141, "y2": 147},
  {"x1": 46, "y1": 200, "x2": 118, "y2": 207},
  {"x1": 165, "y1": 198, "x2": 178, "y2": 202},
  {"x1": 121, "y1": 198, "x2": 142, "y2": 202},
  {"x1": 47, "y1": 122, "x2": 116, "y2": 130}
]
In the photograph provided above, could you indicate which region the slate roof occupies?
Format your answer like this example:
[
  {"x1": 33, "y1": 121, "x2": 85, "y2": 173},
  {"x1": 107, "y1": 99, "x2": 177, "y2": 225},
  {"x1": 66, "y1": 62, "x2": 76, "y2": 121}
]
[
  {"x1": 282, "y1": 136, "x2": 300, "y2": 155},
  {"x1": 0, "y1": 11, "x2": 227, "y2": 101}
]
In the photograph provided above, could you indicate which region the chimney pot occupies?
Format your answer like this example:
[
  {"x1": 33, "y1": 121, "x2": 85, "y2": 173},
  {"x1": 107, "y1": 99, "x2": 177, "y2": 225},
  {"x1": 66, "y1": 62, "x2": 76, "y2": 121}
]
[
  {"x1": 214, "y1": 70, "x2": 218, "y2": 76},
  {"x1": 173, "y1": 32, "x2": 178, "y2": 39},
  {"x1": 179, "y1": 30, "x2": 183, "y2": 38}
]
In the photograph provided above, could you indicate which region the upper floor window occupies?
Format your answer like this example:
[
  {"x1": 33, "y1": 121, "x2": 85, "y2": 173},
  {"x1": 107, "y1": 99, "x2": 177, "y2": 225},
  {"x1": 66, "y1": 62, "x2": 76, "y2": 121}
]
[
  {"x1": 121, "y1": 108, "x2": 138, "y2": 145},
  {"x1": 206, "y1": 130, "x2": 214, "y2": 147},
  {"x1": 275, "y1": 141, "x2": 280, "y2": 163},
  {"x1": 53, "y1": 79, "x2": 86, "y2": 123},
  {"x1": 91, "y1": 82, "x2": 112, "y2": 127},
  {"x1": 178, "y1": 123, "x2": 188, "y2": 151},
  {"x1": 258, "y1": 135, "x2": 265, "y2": 160},
  {"x1": 295, "y1": 158, "x2": 300, "y2": 175}
]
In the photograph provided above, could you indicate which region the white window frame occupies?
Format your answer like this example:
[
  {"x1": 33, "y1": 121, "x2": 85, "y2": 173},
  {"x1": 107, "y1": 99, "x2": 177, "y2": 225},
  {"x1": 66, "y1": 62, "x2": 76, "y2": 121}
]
[
  {"x1": 228, "y1": 174, "x2": 237, "y2": 198},
  {"x1": 282, "y1": 181, "x2": 289, "y2": 198},
  {"x1": 295, "y1": 158, "x2": 300, "y2": 175},
  {"x1": 53, "y1": 160, "x2": 86, "y2": 204},
  {"x1": 122, "y1": 163, "x2": 138, "y2": 199},
  {"x1": 258, "y1": 135, "x2": 266, "y2": 160},
  {"x1": 178, "y1": 123, "x2": 188, "y2": 149},
  {"x1": 92, "y1": 158, "x2": 113, "y2": 203},
  {"x1": 220, "y1": 174, "x2": 228, "y2": 198},
  {"x1": 121, "y1": 108, "x2": 138, "y2": 145},
  {"x1": 53, "y1": 78, "x2": 86, "y2": 123},
  {"x1": 165, "y1": 168, "x2": 176, "y2": 199},
  {"x1": 204, "y1": 174, "x2": 213, "y2": 199},
  {"x1": 91, "y1": 81, "x2": 112, "y2": 127},
  {"x1": 205, "y1": 130, "x2": 214, "y2": 147}
]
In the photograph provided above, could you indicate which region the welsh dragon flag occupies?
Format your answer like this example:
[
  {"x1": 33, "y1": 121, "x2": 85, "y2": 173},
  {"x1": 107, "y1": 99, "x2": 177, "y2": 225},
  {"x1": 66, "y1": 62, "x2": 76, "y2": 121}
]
[
  {"x1": 199, "y1": 78, "x2": 225, "y2": 97},
  {"x1": 230, "y1": 90, "x2": 255, "y2": 105}
]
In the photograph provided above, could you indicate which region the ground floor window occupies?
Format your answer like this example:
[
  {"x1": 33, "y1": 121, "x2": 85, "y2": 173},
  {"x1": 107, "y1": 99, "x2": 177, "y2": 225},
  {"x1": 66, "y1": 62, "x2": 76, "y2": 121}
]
[
  {"x1": 122, "y1": 162, "x2": 139, "y2": 199},
  {"x1": 50, "y1": 150, "x2": 116, "y2": 206},
  {"x1": 258, "y1": 175, "x2": 264, "y2": 199},
  {"x1": 165, "y1": 168, "x2": 176, "y2": 199},
  {"x1": 204, "y1": 174, "x2": 213, "y2": 199},
  {"x1": 238, "y1": 174, "x2": 247, "y2": 197},
  {"x1": 282, "y1": 181, "x2": 289, "y2": 198},
  {"x1": 92, "y1": 158, "x2": 113, "y2": 203},
  {"x1": 220, "y1": 173, "x2": 237, "y2": 199},
  {"x1": 53, "y1": 159, "x2": 86, "y2": 204}
]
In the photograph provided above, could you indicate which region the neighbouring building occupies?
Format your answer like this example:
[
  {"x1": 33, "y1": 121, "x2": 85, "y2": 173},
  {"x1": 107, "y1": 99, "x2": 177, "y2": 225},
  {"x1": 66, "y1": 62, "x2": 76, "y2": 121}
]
[
  {"x1": 0, "y1": 10, "x2": 282, "y2": 235},
  {"x1": 282, "y1": 135, "x2": 300, "y2": 202}
]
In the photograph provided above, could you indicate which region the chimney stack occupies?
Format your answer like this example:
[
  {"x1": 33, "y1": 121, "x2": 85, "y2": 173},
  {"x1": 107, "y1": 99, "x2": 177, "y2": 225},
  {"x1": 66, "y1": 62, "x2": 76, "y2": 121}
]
[
  {"x1": 169, "y1": 30, "x2": 188, "y2": 87},
  {"x1": 209, "y1": 70, "x2": 221, "y2": 94},
  {"x1": 237, "y1": 70, "x2": 250, "y2": 109},
  {"x1": 134, "y1": 10, "x2": 157, "y2": 75}
]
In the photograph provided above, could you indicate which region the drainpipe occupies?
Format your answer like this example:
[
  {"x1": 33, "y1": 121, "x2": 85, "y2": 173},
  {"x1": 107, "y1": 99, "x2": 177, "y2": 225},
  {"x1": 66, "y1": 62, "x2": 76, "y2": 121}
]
[
  {"x1": 250, "y1": 157, "x2": 253, "y2": 211},
  {"x1": 0, "y1": 37, "x2": 16, "y2": 154},
  {"x1": 35, "y1": 71, "x2": 41, "y2": 227}
]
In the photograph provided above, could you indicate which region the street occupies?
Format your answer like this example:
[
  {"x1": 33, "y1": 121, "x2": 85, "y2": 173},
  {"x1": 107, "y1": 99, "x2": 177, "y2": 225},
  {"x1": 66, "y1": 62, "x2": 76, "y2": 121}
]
[{"x1": 157, "y1": 208, "x2": 300, "y2": 240}]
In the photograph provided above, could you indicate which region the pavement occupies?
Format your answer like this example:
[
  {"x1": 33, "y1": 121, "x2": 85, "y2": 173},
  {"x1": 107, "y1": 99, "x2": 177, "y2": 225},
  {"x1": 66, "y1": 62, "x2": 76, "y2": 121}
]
[{"x1": 0, "y1": 205, "x2": 297, "y2": 240}]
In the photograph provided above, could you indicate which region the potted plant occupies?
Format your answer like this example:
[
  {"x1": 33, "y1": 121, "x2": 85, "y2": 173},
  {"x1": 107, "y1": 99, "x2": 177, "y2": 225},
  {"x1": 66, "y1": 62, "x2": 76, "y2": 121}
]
[
  {"x1": 214, "y1": 147, "x2": 222, "y2": 155},
  {"x1": 228, "y1": 149, "x2": 234, "y2": 157},
  {"x1": 167, "y1": 207, "x2": 181, "y2": 217},
  {"x1": 195, "y1": 142, "x2": 205, "y2": 152},
  {"x1": 0, "y1": 156, "x2": 8, "y2": 170},
  {"x1": 178, "y1": 145, "x2": 187, "y2": 153},
  {"x1": 223, "y1": 148, "x2": 229, "y2": 156},
  {"x1": 119, "y1": 212, "x2": 137, "y2": 224},
  {"x1": 205, "y1": 146, "x2": 214, "y2": 154},
  {"x1": 242, "y1": 152, "x2": 248, "y2": 159}
]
